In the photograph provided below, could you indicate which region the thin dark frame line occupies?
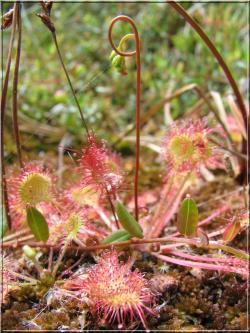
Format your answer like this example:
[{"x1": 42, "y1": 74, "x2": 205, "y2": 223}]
[
  {"x1": 1, "y1": 1, "x2": 250, "y2": 3},
  {"x1": 1, "y1": 1, "x2": 248, "y2": 333}
]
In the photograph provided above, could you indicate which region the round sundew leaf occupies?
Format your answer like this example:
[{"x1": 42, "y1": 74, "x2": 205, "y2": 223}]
[
  {"x1": 223, "y1": 221, "x2": 241, "y2": 243},
  {"x1": 169, "y1": 135, "x2": 194, "y2": 163},
  {"x1": 20, "y1": 173, "x2": 51, "y2": 206},
  {"x1": 26, "y1": 206, "x2": 49, "y2": 242},
  {"x1": 177, "y1": 196, "x2": 199, "y2": 237},
  {"x1": 116, "y1": 201, "x2": 143, "y2": 239},
  {"x1": 102, "y1": 229, "x2": 132, "y2": 244}
]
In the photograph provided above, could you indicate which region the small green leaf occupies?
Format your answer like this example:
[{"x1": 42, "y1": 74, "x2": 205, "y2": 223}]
[
  {"x1": 116, "y1": 202, "x2": 143, "y2": 239},
  {"x1": 26, "y1": 206, "x2": 49, "y2": 242},
  {"x1": 102, "y1": 229, "x2": 132, "y2": 244},
  {"x1": 0, "y1": 205, "x2": 8, "y2": 238},
  {"x1": 177, "y1": 196, "x2": 199, "y2": 237}
]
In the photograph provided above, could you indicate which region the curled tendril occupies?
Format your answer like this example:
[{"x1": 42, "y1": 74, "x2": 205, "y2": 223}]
[
  {"x1": 108, "y1": 16, "x2": 140, "y2": 57},
  {"x1": 108, "y1": 15, "x2": 141, "y2": 222}
]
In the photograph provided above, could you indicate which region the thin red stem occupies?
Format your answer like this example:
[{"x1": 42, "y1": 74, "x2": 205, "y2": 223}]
[
  {"x1": 105, "y1": 188, "x2": 119, "y2": 229},
  {"x1": 1, "y1": 3, "x2": 18, "y2": 229},
  {"x1": 153, "y1": 252, "x2": 247, "y2": 277},
  {"x1": 108, "y1": 16, "x2": 141, "y2": 221},
  {"x1": 3, "y1": 235, "x2": 248, "y2": 260},
  {"x1": 12, "y1": 3, "x2": 23, "y2": 168}
]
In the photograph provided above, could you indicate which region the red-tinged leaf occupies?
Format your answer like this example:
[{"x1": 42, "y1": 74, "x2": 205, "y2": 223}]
[{"x1": 223, "y1": 221, "x2": 241, "y2": 243}]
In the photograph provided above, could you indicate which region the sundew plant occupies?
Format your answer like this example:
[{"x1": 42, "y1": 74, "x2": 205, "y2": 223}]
[{"x1": 1, "y1": 1, "x2": 249, "y2": 331}]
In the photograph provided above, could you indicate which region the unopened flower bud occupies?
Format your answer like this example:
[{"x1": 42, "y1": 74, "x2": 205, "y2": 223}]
[
  {"x1": 40, "y1": 0, "x2": 53, "y2": 16},
  {"x1": 1, "y1": 9, "x2": 14, "y2": 30},
  {"x1": 36, "y1": 13, "x2": 55, "y2": 33},
  {"x1": 112, "y1": 54, "x2": 122, "y2": 68},
  {"x1": 109, "y1": 50, "x2": 116, "y2": 61},
  {"x1": 112, "y1": 55, "x2": 127, "y2": 75}
]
